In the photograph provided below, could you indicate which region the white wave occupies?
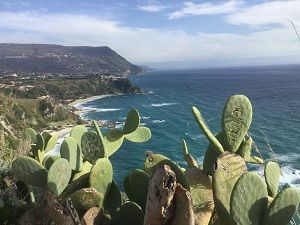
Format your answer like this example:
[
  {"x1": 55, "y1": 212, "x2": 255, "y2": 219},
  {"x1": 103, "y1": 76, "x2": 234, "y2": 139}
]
[
  {"x1": 142, "y1": 116, "x2": 151, "y2": 120},
  {"x1": 80, "y1": 107, "x2": 123, "y2": 112},
  {"x1": 151, "y1": 120, "x2": 166, "y2": 124},
  {"x1": 280, "y1": 166, "x2": 300, "y2": 189},
  {"x1": 150, "y1": 103, "x2": 177, "y2": 107},
  {"x1": 140, "y1": 123, "x2": 147, "y2": 126},
  {"x1": 184, "y1": 132, "x2": 205, "y2": 141}
]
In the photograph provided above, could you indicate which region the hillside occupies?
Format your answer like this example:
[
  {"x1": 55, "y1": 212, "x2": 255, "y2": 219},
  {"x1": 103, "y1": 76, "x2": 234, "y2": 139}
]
[{"x1": 0, "y1": 43, "x2": 143, "y2": 76}]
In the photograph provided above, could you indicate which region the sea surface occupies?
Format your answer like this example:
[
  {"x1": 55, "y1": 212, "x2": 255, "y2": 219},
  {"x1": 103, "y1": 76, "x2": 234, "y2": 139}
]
[{"x1": 76, "y1": 65, "x2": 300, "y2": 189}]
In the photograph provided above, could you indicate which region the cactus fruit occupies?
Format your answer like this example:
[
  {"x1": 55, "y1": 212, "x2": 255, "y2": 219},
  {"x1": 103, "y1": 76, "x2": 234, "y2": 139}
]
[
  {"x1": 123, "y1": 109, "x2": 140, "y2": 134},
  {"x1": 263, "y1": 187, "x2": 300, "y2": 225},
  {"x1": 192, "y1": 106, "x2": 224, "y2": 154},
  {"x1": 70, "y1": 188, "x2": 104, "y2": 212},
  {"x1": 116, "y1": 201, "x2": 144, "y2": 225},
  {"x1": 24, "y1": 128, "x2": 37, "y2": 143},
  {"x1": 81, "y1": 131, "x2": 105, "y2": 164},
  {"x1": 72, "y1": 161, "x2": 93, "y2": 181},
  {"x1": 182, "y1": 139, "x2": 198, "y2": 168},
  {"x1": 103, "y1": 180, "x2": 122, "y2": 224},
  {"x1": 222, "y1": 95, "x2": 252, "y2": 152},
  {"x1": 212, "y1": 152, "x2": 247, "y2": 225},
  {"x1": 60, "y1": 136, "x2": 83, "y2": 171},
  {"x1": 47, "y1": 158, "x2": 72, "y2": 196},
  {"x1": 89, "y1": 158, "x2": 113, "y2": 197},
  {"x1": 126, "y1": 169, "x2": 150, "y2": 210},
  {"x1": 230, "y1": 172, "x2": 268, "y2": 225},
  {"x1": 264, "y1": 161, "x2": 281, "y2": 197},
  {"x1": 144, "y1": 153, "x2": 189, "y2": 189},
  {"x1": 12, "y1": 156, "x2": 48, "y2": 187},
  {"x1": 124, "y1": 127, "x2": 152, "y2": 143},
  {"x1": 42, "y1": 155, "x2": 60, "y2": 170},
  {"x1": 203, "y1": 132, "x2": 224, "y2": 176}
]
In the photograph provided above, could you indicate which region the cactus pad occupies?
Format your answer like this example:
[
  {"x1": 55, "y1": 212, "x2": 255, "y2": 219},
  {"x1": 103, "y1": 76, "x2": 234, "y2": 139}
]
[
  {"x1": 81, "y1": 131, "x2": 104, "y2": 164},
  {"x1": 90, "y1": 158, "x2": 113, "y2": 196},
  {"x1": 72, "y1": 161, "x2": 93, "y2": 181},
  {"x1": 230, "y1": 172, "x2": 268, "y2": 225},
  {"x1": 60, "y1": 136, "x2": 83, "y2": 171},
  {"x1": 36, "y1": 133, "x2": 44, "y2": 151},
  {"x1": 264, "y1": 161, "x2": 281, "y2": 197},
  {"x1": 263, "y1": 187, "x2": 300, "y2": 225},
  {"x1": 124, "y1": 127, "x2": 151, "y2": 143},
  {"x1": 104, "y1": 129, "x2": 124, "y2": 156},
  {"x1": 222, "y1": 95, "x2": 252, "y2": 152},
  {"x1": 70, "y1": 188, "x2": 104, "y2": 212},
  {"x1": 70, "y1": 125, "x2": 87, "y2": 143},
  {"x1": 128, "y1": 169, "x2": 150, "y2": 210},
  {"x1": 123, "y1": 109, "x2": 140, "y2": 134},
  {"x1": 116, "y1": 201, "x2": 144, "y2": 225},
  {"x1": 12, "y1": 156, "x2": 47, "y2": 187},
  {"x1": 44, "y1": 134, "x2": 57, "y2": 153},
  {"x1": 213, "y1": 152, "x2": 247, "y2": 225},
  {"x1": 182, "y1": 139, "x2": 198, "y2": 168},
  {"x1": 24, "y1": 128, "x2": 37, "y2": 143},
  {"x1": 192, "y1": 106, "x2": 224, "y2": 154},
  {"x1": 42, "y1": 155, "x2": 60, "y2": 170},
  {"x1": 47, "y1": 158, "x2": 72, "y2": 196}
]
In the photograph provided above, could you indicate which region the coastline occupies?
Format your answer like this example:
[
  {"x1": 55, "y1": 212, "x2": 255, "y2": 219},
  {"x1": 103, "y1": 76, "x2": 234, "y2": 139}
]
[{"x1": 69, "y1": 94, "x2": 115, "y2": 108}]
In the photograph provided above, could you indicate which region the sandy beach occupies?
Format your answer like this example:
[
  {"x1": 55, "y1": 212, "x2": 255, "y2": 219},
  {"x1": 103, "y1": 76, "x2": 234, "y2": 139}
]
[{"x1": 69, "y1": 94, "x2": 115, "y2": 108}]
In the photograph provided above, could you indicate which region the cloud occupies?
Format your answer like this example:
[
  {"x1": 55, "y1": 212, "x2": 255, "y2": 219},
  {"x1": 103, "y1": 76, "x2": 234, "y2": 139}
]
[
  {"x1": 0, "y1": 11, "x2": 299, "y2": 68},
  {"x1": 168, "y1": 1, "x2": 243, "y2": 20},
  {"x1": 227, "y1": 0, "x2": 300, "y2": 27},
  {"x1": 137, "y1": 4, "x2": 167, "y2": 12}
]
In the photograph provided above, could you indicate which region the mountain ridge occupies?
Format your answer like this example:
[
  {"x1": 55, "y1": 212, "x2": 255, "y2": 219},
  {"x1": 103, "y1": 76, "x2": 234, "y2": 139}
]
[{"x1": 0, "y1": 43, "x2": 143, "y2": 76}]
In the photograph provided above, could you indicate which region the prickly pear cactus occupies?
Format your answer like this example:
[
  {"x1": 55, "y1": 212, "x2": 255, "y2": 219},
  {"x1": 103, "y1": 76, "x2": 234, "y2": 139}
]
[
  {"x1": 263, "y1": 187, "x2": 300, "y2": 225},
  {"x1": 127, "y1": 169, "x2": 150, "y2": 210},
  {"x1": 116, "y1": 201, "x2": 144, "y2": 225},
  {"x1": 222, "y1": 95, "x2": 252, "y2": 152},
  {"x1": 24, "y1": 128, "x2": 37, "y2": 143},
  {"x1": 104, "y1": 129, "x2": 124, "y2": 157},
  {"x1": 36, "y1": 133, "x2": 44, "y2": 151},
  {"x1": 212, "y1": 152, "x2": 247, "y2": 225},
  {"x1": 44, "y1": 134, "x2": 57, "y2": 153},
  {"x1": 264, "y1": 161, "x2": 281, "y2": 197},
  {"x1": 144, "y1": 153, "x2": 189, "y2": 189},
  {"x1": 192, "y1": 106, "x2": 224, "y2": 154},
  {"x1": 12, "y1": 156, "x2": 47, "y2": 187},
  {"x1": 237, "y1": 135, "x2": 263, "y2": 164},
  {"x1": 42, "y1": 155, "x2": 60, "y2": 170},
  {"x1": 70, "y1": 125, "x2": 87, "y2": 144},
  {"x1": 72, "y1": 161, "x2": 93, "y2": 181},
  {"x1": 182, "y1": 139, "x2": 198, "y2": 168},
  {"x1": 123, "y1": 109, "x2": 140, "y2": 134},
  {"x1": 70, "y1": 188, "x2": 104, "y2": 212},
  {"x1": 81, "y1": 131, "x2": 105, "y2": 164},
  {"x1": 60, "y1": 136, "x2": 83, "y2": 171},
  {"x1": 124, "y1": 127, "x2": 151, "y2": 143},
  {"x1": 89, "y1": 158, "x2": 113, "y2": 197},
  {"x1": 203, "y1": 132, "x2": 225, "y2": 176},
  {"x1": 230, "y1": 172, "x2": 268, "y2": 225},
  {"x1": 47, "y1": 158, "x2": 72, "y2": 196}
]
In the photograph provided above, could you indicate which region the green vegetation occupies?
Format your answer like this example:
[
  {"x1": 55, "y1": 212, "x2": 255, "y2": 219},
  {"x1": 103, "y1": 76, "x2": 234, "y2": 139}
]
[{"x1": 1, "y1": 95, "x2": 299, "y2": 225}]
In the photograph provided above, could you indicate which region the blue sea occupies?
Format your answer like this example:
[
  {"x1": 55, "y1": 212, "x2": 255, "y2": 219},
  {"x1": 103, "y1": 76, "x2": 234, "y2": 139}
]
[{"x1": 76, "y1": 65, "x2": 300, "y2": 189}]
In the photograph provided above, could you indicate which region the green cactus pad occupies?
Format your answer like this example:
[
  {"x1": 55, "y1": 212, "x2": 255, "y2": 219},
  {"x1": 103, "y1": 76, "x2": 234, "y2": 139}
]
[
  {"x1": 182, "y1": 139, "x2": 198, "y2": 168},
  {"x1": 116, "y1": 201, "x2": 144, "y2": 225},
  {"x1": 230, "y1": 172, "x2": 268, "y2": 225},
  {"x1": 237, "y1": 135, "x2": 252, "y2": 158},
  {"x1": 192, "y1": 106, "x2": 224, "y2": 154},
  {"x1": 12, "y1": 156, "x2": 48, "y2": 187},
  {"x1": 37, "y1": 149, "x2": 45, "y2": 163},
  {"x1": 128, "y1": 169, "x2": 150, "y2": 210},
  {"x1": 44, "y1": 134, "x2": 58, "y2": 153},
  {"x1": 124, "y1": 127, "x2": 151, "y2": 143},
  {"x1": 185, "y1": 167, "x2": 214, "y2": 214},
  {"x1": 42, "y1": 155, "x2": 60, "y2": 170},
  {"x1": 81, "y1": 131, "x2": 105, "y2": 164},
  {"x1": 263, "y1": 187, "x2": 300, "y2": 225},
  {"x1": 47, "y1": 158, "x2": 72, "y2": 196},
  {"x1": 123, "y1": 109, "x2": 140, "y2": 134},
  {"x1": 24, "y1": 128, "x2": 37, "y2": 143},
  {"x1": 213, "y1": 152, "x2": 247, "y2": 225},
  {"x1": 60, "y1": 136, "x2": 83, "y2": 171},
  {"x1": 203, "y1": 132, "x2": 224, "y2": 175},
  {"x1": 104, "y1": 129, "x2": 124, "y2": 156},
  {"x1": 264, "y1": 161, "x2": 281, "y2": 197},
  {"x1": 70, "y1": 187, "x2": 104, "y2": 212},
  {"x1": 222, "y1": 95, "x2": 253, "y2": 152},
  {"x1": 90, "y1": 158, "x2": 113, "y2": 196},
  {"x1": 60, "y1": 173, "x2": 89, "y2": 198},
  {"x1": 70, "y1": 125, "x2": 87, "y2": 143},
  {"x1": 103, "y1": 180, "x2": 122, "y2": 224},
  {"x1": 72, "y1": 161, "x2": 93, "y2": 181},
  {"x1": 144, "y1": 153, "x2": 189, "y2": 189},
  {"x1": 36, "y1": 133, "x2": 44, "y2": 151},
  {"x1": 124, "y1": 174, "x2": 134, "y2": 200}
]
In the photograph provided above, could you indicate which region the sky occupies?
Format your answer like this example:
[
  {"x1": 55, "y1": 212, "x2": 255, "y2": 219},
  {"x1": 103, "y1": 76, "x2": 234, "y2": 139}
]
[{"x1": 0, "y1": 0, "x2": 300, "y2": 69}]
